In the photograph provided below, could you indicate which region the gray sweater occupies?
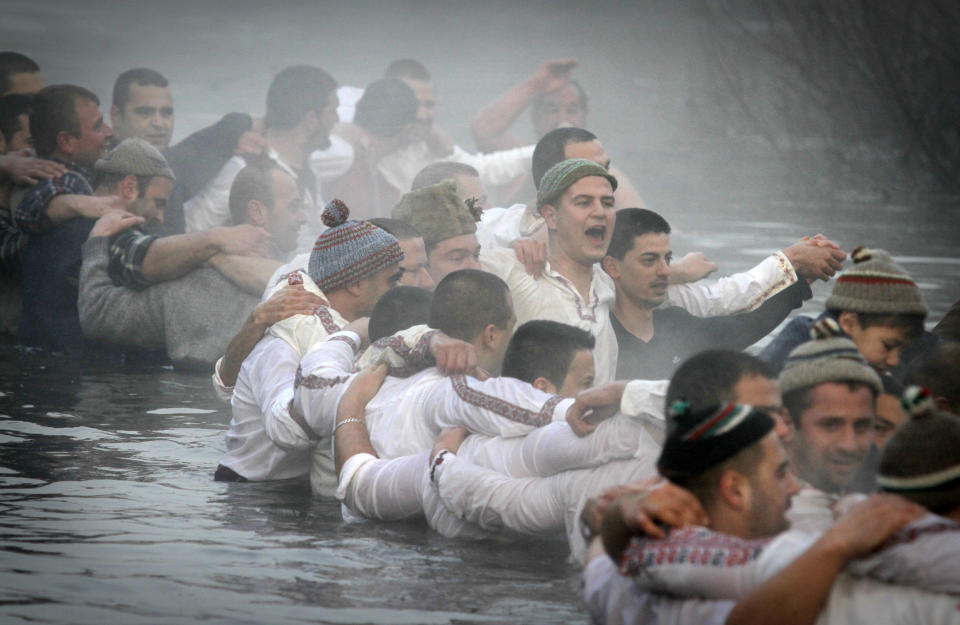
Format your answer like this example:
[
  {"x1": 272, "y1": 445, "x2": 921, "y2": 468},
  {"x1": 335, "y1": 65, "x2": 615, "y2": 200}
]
[{"x1": 79, "y1": 236, "x2": 259, "y2": 370}]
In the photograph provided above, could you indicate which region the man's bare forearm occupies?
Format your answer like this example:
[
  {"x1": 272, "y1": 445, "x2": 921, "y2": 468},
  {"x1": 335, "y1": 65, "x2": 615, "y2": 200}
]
[{"x1": 206, "y1": 253, "x2": 279, "y2": 296}]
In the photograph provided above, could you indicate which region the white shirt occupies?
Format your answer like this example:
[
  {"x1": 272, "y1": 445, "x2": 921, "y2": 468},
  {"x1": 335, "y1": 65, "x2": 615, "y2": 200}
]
[
  {"x1": 585, "y1": 516, "x2": 960, "y2": 625},
  {"x1": 482, "y1": 247, "x2": 796, "y2": 385}
]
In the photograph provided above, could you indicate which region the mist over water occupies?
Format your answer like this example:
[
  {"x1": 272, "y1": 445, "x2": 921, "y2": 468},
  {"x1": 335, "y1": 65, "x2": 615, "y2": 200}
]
[{"x1": 1, "y1": 1, "x2": 958, "y2": 623}]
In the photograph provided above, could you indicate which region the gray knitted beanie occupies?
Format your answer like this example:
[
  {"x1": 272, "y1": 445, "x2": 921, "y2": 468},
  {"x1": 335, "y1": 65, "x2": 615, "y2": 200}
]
[
  {"x1": 391, "y1": 180, "x2": 477, "y2": 251},
  {"x1": 95, "y1": 137, "x2": 175, "y2": 180},
  {"x1": 878, "y1": 386, "x2": 960, "y2": 513},
  {"x1": 309, "y1": 199, "x2": 404, "y2": 293},
  {"x1": 779, "y1": 318, "x2": 882, "y2": 397},
  {"x1": 825, "y1": 246, "x2": 927, "y2": 316}
]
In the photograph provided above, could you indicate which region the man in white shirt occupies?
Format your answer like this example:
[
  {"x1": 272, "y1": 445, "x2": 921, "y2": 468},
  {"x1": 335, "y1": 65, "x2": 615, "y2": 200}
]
[
  {"x1": 215, "y1": 200, "x2": 404, "y2": 483},
  {"x1": 184, "y1": 65, "x2": 339, "y2": 252},
  {"x1": 482, "y1": 157, "x2": 846, "y2": 385}
]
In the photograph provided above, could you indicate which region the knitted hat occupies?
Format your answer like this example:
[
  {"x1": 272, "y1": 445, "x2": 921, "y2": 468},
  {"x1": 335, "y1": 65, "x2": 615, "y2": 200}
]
[
  {"x1": 658, "y1": 401, "x2": 775, "y2": 480},
  {"x1": 877, "y1": 386, "x2": 960, "y2": 513},
  {"x1": 95, "y1": 137, "x2": 175, "y2": 180},
  {"x1": 779, "y1": 318, "x2": 883, "y2": 397},
  {"x1": 536, "y1": 158, "x2": 618, "y2": 211},
  {"x1": 825, "y1": 246, "x2": 927, "y2": 316},
  {"x1": 308, "y1": 199, "x2": 404, "y2": 292},
  {"x1": 391, "y1": 180, "x2": 477, "y2": 250}
]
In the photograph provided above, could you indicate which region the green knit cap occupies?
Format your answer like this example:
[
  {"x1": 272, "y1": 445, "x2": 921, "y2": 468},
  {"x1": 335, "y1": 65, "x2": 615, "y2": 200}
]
[
  {"x1": 391, "y1": 180, "x2": 477, "y2": 251},
  {"x1": 779, "y1": 318, "x2": 882, "y2": 397},
  {"x1": 536, "y1": 158, "x2": 618, "y2": 211},
  {"x1": 825, "y1": 246, "x2": 927, "y2": 316}
]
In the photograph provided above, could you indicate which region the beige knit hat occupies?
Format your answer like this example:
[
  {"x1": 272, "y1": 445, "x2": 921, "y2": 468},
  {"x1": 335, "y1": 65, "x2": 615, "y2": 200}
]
[
  {"x1": 825, "y1": 246, "x2": 927, "y2": 316},
  {"x1": 95, "y1": 137, "x2": 175, "y2": 180},
  {"x1": 779, "y1": 318, "x2": 882, "y2": 397},
  {"x1": 391, "y1": 180, "x2": 477, "y2": 251}
]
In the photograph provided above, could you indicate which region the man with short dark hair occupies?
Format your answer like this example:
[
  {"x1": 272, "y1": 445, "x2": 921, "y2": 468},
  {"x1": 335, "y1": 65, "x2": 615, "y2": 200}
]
[
  {"x1": 324, "y1": 78, "x2": 419, "y2": 219},
  {"x1": 0, "y1": 52, "x2": 41, "y2": 96},
  {"x1": 111, "y1": 68, "x2": 173, "y2": 150},
  {"x1": 185, "y1": 65, "x2": 338, "y2": 250},
  {"x1": 110, "y1": 67, "x2": 267, "y2": 236},
  {"x1": 604, "y1": 208, "x2": 810, "y2": 380}
]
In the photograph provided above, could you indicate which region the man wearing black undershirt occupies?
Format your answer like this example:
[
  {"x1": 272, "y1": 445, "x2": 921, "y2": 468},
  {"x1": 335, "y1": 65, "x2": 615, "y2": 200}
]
[{"x1": 602, "y1": 208, "x2": 811, "y2": 380}]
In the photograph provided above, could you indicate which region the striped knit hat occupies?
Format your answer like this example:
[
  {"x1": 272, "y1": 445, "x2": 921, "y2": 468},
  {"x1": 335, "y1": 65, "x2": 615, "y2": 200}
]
[
  {"x1": 825, "y1": 246, "x2": 927, "y2": 316},
  {"x1": 779, "y1": 318, "x2": 882, "y2": 397},
  {"x1": 536, "y1": 158, "x2": 618, "y2": 211},
  {"x1": 308, "y1": 199, "x2": 404, "y2": 293},
  {"x1": 878, "y1": 386, "x2": 960, "y2": 513},
  {"x1": 658, "y1": 401, "x2": 775, "y2": 480}
]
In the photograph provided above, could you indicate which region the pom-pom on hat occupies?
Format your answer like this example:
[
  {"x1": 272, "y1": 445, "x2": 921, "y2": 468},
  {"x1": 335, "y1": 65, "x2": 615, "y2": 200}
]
[
  {"x1": 95, "y1": 137, "x2": 175, "y2": 180},
  {"x1": 779, "y1": 318, "x2": 882, "y2": 397},
  {"x1": 391, "y1": 180, "x2": 477, "y2": 251},
  {"x1": 308, "y1": 199, "x2": 404, "y2": 293},
  {"x1": 658, "y1": 402, "x2": 775, "y2": 481},
  {"x1": 825, "y1": 246, "x2": 927, "y2": 316},
  {"x1": 536, "y1": 158, "x2": 618, "y2": 212},
  {"x1": 877, "y1": 386, "x2": 960, "y2": 513}
]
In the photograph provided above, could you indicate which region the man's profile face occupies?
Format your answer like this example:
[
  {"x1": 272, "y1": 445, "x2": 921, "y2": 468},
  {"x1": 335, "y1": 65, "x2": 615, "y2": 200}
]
[
  {"x1": 130, "y1": 176, "x2": 173, "y2": 227},
  {"x1": 356, "y1": 262, "x2": 404, "y2": 317},
  {"x1": 264, "y1": 170, "x2": 305, "y2": 256},
  {"x1": 71, "y1": 97, "x2": 113, "y2": 167},
  {"x1": 427, "y1": 233, "x2": 481, "y2": 284},
  {"x1": 607, "y1": 233, "x2": 671, "y2": 309},
  {"x1": 563, "y1": 139, "x2": 610, "y2": 170},
  {"x1": 542, "y1": 176, "x2": 615, "y2": 267},
  {"x1": 112, "y1": 83, "x2": 174, "y2": 150},
  {"x1": 398, "y1": 236, "x2": 434, "y2": 289},
  {"x1": 745, "y1": 433, "x2": 800, "y2": 538},
  {"x1": 532, "y1": 83, "x2": 586, "y2": 138},
  {"x1": 400, "y1": 78, "x2": 436, "y2": 141},
  {"x1": 558, "y1": 348, "x2": 596, "y2": 397},
  {"x1": 787, "y1": 382, "x2": 875, "y2": 493}
]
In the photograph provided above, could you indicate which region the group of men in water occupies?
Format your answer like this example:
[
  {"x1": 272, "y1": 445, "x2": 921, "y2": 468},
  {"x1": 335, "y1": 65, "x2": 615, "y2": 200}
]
[{"x1": 1, "y1": 50, "x2": 959, "y2": 624}]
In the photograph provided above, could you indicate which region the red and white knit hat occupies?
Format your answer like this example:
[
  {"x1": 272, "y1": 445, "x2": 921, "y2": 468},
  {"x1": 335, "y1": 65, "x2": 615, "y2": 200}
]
[{"x1": 825, "y1": 246, "x2": 927, "y2": 316}]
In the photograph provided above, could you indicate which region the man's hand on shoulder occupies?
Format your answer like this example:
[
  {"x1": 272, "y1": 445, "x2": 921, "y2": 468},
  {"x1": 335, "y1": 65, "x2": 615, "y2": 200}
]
[
  {"x1": 428, "y1": 332, "x2": 478, "y2": 375},
  {"x1": 213, "y1": 224, "x2": 272, "y2": 257},
  {"x1": 0, "y1": 151, "x2": 66, "y2": 185},
  {"x1": 252, "y1": 284, "x2": 328, "y2": 328},
  {"x1": 510, "y1": 238, "x2": 547, "y2": 278},
  {"x1": 88, "y1": 210, "x2": 144, "y2": 240}
]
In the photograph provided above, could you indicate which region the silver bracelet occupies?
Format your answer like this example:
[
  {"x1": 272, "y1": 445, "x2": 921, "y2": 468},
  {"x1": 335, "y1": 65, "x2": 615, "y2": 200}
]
[{"x1": 333, "y1": 417, "x2": 365, "y2": 435}]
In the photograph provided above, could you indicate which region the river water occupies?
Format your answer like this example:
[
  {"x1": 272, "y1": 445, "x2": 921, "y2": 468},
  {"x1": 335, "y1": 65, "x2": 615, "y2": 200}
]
[{"x1": 2, "y1": 1, "x2": 959, "y2": 623}]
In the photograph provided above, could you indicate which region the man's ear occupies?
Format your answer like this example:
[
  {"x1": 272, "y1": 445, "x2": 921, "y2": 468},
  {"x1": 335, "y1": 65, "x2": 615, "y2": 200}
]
[
  {"x1": 601, "y1": 255, "x2": 619, "y2": 279},
  {"x1": 539, "y1": 203, "x2": 558, "y2": 230},
  {"x1": 119, "y1": 174, "x2": 140, "y2": 201},
  {"x1": 55, "y1": 129, "x2": 76, "y2": 156},
  {"x1": 301, "y1": 109, "x2": 319, "y2": 133},
  {"x1": 718, "y1": 469, "x2": 750, "y2": 512},
  {"x1": 837, "y1": 311, "x2": 860, "y2": 336},
  {"x1": 532, "y1": 376, "x2": 557, "y2": 395},
  {"x1": 247, "y1": 199, "x2": 268, "y2": 226},
  {"x1": 344, "y1": 280, "x2": 365, "y2": 297},
  {"x1": 110, "y1": 104, "x2": 122, "y2": 129}
]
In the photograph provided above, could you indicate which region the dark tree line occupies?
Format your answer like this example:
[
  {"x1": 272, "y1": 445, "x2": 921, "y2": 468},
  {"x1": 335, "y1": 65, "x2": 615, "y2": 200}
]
[{"x1": 699, "y1": 0, "x2": 960, "y2": 190}]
